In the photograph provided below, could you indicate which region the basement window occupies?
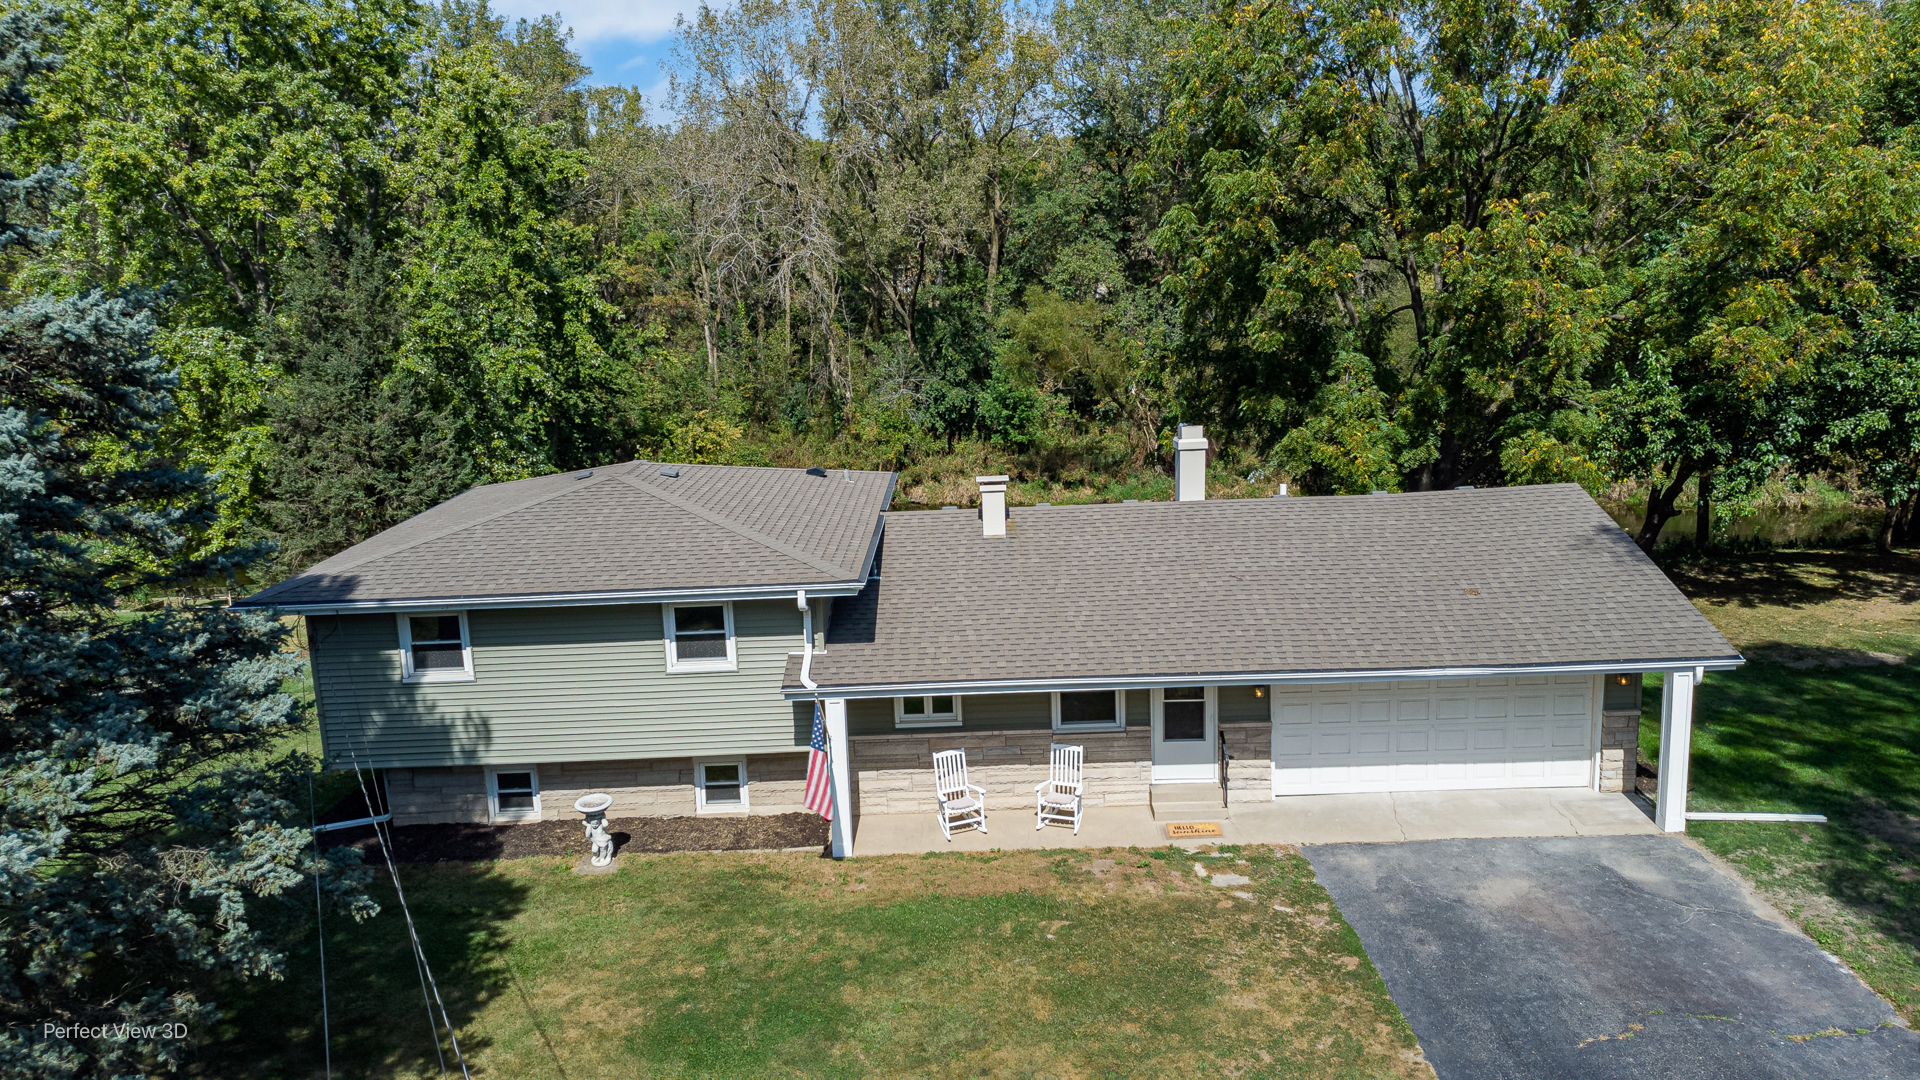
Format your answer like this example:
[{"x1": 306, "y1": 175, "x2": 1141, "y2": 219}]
[
  {"x1": 397, "y1": 612, "x2": 473, "y2": 683},
  {"x1": 1053, "y1": 690, "x2": 1125, "y2": 732},
  {"x1": 895, "y1": 695, "x2": 961, "y2": 729},
  {"x1": 488, "y1": 767, "x2": 541, "y2": 822},
  {"x1": 695, "y1": 760, "x2": 749, "y2": 813},
  {"x1": 665, "y1": 603, "x2": 736, "y2": 672}
]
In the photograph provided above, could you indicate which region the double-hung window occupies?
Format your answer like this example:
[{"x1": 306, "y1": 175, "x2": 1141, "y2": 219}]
[
  {"x1": 895, "y1": 695, "x2": 960, "y2": 729},
  {"x1": 1052, "y1": 689, "x2": 1125, "y2": 732},
  {"x1": 695, "y1": 760, "x2": 748, "y2": 812},
  {"x1": 398, "y1": 612, "x2": 473, "y2": 683},
  {"x1": 665, "y1": 603, "x2": 736, "y2": 672},
  {"x1": 488, "y1": 767, "x2": 540, "y2": 822}
]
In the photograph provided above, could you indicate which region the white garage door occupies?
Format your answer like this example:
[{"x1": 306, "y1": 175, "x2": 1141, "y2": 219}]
[{"x1": 1271, "y1": 676, "x2": 1596, "y2": 796}]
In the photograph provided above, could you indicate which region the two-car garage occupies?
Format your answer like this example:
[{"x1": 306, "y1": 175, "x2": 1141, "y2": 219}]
[{"x1": 1269, "y1": 675, "x2": 1597, "y2": 796}]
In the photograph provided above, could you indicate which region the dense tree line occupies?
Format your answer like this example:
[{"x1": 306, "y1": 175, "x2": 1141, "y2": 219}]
[{"x1": 7, "y1": 0, "x2": 1917, "y2": 571}]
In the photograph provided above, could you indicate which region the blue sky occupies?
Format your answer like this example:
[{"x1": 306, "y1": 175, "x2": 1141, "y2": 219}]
[{"x1": 492, "y1": 0, "x2": 694, "y2": 100}]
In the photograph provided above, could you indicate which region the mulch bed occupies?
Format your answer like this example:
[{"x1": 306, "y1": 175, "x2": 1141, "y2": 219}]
[{"x1": 318, "y1": 812, "x2": 830, "y2": 864}]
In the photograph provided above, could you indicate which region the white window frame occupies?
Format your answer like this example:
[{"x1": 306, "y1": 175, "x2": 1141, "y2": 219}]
[
  {"x1": 694, "y1": 758, "x2": 750, "y2": 813},
  {"x1": 1052, "y1": 689, "x2": 1127, "y2": 733},
  {"x1": 486, "y1": 766, "x2": 541, "y2": 822},
  {"x1": 894, "y1": 694, "x2": 962, "y2": 729},
  {"x1": 664, "y1": 601, "x2": 737, "y2": 673},
  {"x1": 397, "y1": 611, "x2": 474, "y2": 684}
]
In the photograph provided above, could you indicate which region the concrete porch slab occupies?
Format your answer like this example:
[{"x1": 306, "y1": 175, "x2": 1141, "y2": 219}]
[{"x1": 848, "y1": 788, "x2": 1659, "y2": 856}]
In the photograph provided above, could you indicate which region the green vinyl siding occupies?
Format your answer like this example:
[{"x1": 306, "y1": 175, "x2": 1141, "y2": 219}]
[
  {"x1": 956, "y1": 693, "x2": 1049, "y2": 730},
  {"x1": 309, "y1": 601, "x2": 808, "y2": 769},
  {"x1": 848, "y1": 698, "x2": 895, "y2": 735},
  {"x1": 848, "y1": 693, "x2": 1051, "y2": 735},
  {"x1": 1219, "y1": 684, "x2": 1270, "y2": 723}
]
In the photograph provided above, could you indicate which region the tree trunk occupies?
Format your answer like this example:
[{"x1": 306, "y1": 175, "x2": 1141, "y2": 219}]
[
  {"x1": 1880, "y1": 492, "x2": 1917, "y2": 555},
  {"x1": 1636, "y1": 466, "x2": 1695, "y2": 552},
  {"x1": 1694, "y1": 471, "x2": 1711, "y2": 548},
  {"x1": 985, "y1": 177, "x2": 1003, "y2": 317}
]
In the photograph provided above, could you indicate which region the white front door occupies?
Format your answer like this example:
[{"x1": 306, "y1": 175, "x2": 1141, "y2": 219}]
[
  {"x1": 1270, "y1": 676, "x2": 1596, "y2": 795},
  {"x1": 1151, "y1": 687, "x2": 1217, "y2": 783}
]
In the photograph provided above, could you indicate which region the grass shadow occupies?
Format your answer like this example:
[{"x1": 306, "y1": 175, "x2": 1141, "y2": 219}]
[
  {"x1": 1644, "y1": 657, "x2": 1920, "y2": 1021},
  {"x1": 206, "y1": 863, "x2": 531, "y2": 1078},
  {"x1": 1663, "y1": 549, "x2": 1920, "y2": 613}
]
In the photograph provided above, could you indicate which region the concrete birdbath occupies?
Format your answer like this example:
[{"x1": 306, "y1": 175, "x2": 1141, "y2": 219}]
[{"x1": 574, "y1": 793, "x2": 615, "y2": 868}]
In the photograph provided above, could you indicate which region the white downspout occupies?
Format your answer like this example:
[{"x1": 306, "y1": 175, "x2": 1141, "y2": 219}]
[{"x1": 797, "y1": 590, "x2": 817, "y2": 690}]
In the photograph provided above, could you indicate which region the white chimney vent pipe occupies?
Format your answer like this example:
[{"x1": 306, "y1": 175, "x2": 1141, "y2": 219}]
[
  {"x1": 1174, "y1": 424, "x2": 1208, "y2": 502},
  {"x1": 976, "y1": 475, "x2": 1009, "y2": 537}
]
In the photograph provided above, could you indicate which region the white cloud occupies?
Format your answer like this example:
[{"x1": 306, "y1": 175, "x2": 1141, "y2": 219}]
[{"x1": 490, "y1": 0, "x2": 694, "y2": 44}]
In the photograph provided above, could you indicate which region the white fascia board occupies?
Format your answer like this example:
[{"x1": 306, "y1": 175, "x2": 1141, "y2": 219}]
[
  {"x1": 783, "y1": 656, "x2": 1747, "y2": 700},
  {"x1": 245, "y1": 579, "x2": 871, "y2": 615},
  {"x1": 856, "y1": 504, "x2": 890, "y2": 581}
]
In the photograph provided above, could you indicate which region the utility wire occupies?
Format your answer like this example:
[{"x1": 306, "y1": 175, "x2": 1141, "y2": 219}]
[
  {"x1": 346, "y1": 746, "x2": 470, "y2": 1078},
  {"x1": 314, "y1": 616, "x2": 469, "y2": 1078},
  {"x1": 307, "y1": 770, "x2": 333, "y2": 1080}
]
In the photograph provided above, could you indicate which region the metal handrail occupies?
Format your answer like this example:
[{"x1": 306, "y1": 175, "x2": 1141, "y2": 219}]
[{"x1": 1218, "y1": 729, "x2": 1230, "y2": 805}]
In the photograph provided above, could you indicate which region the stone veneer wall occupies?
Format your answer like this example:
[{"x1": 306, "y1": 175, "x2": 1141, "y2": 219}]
[
  {"x1": 385, "y1": 752, "x2": 810, "y2": 825},
  {"x1": 1221, "y1": 723, "x2": 1272, "y2": 805},
  {"x1": 849, "y1": 721, "x2": 1274, "y2": 816},
  {"x1": 1597, "y1": 709, "x2": 1639, "y2": 794}
]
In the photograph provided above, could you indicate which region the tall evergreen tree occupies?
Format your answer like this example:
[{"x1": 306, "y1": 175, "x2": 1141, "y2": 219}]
[
  {"x1": 0, "y1": 11, "x2": 372, "y2": 1077},
  {"x1": 264, "y1": 231, "x2": 472, "y2": 571}
]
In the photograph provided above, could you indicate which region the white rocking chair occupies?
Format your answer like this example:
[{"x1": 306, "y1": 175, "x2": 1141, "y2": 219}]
[
  {"x1": 1035, "y1": 743, "x2": 1084, "y2": 833},
  {"x1": 932, "y1": 748, "x2": 987, "y2": 840}
]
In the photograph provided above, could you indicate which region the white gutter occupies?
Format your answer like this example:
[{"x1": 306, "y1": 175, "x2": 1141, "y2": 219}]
[
  {"x1": 782, "y1": 656, "x2": 1747, "y2": 700},
  {"x1": 242, "y1": 579, "x2": 872, "y2": 615},
  {"x1": 797, "y1": 590, "x2": 818, "y2": 690}
]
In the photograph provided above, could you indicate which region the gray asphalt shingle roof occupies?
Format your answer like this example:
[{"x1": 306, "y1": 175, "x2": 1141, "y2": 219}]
[
  {"x1": 236, "y1": 461, "x2": 896, "y2": 609},
  {"x1": 790, "y1": 484, "x2": 1739, "y2": 692}
]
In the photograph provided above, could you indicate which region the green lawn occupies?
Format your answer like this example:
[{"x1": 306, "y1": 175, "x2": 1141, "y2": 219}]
[
  {"x1": 219, "y1": 550, "x2": 1920, "y2": 1073},
  {"x1": 1645, "y1": 550, "x2": 1920, "y2": 1024},
  {"x1": 215, "y1": 845, "x2": 1429, "y2": 1078}
]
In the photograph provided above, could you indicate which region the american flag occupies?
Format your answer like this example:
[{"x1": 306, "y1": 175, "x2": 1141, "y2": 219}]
[{"x1": 804, "y1": 701, "x2": 834, "y2": 821}]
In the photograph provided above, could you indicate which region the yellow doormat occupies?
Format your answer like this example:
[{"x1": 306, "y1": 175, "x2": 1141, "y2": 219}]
[{"x1": 1166, "y1": 822, "x2": 1224, "y2": 839}]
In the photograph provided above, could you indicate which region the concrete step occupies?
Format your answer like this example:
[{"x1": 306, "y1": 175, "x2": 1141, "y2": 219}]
[{"x1": 1150, "y1": 783, "x2": 1228, "y2": 820}]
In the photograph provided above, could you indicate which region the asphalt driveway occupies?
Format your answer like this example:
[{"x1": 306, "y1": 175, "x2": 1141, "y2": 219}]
[{"x1": 1305, "y1": 834, "x2": 1918, "y2": 1079}]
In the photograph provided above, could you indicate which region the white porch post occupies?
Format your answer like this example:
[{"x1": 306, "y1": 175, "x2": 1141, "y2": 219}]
[
  {"x1": 824, "y1": 697, "x2": 853, "y2": 858},
  {"x1": 1654, "y1": 669, "x2": 1697, "y2": 833}
]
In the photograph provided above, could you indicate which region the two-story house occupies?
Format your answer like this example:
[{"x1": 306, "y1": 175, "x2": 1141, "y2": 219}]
[{"x1": 239, "y1": 430, "x2": 1741, "y2": 858}]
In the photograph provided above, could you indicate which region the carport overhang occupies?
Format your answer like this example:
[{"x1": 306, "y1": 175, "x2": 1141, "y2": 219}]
[{"x1": 794, "y1": 655, "x2": 1743, "y2": 858}]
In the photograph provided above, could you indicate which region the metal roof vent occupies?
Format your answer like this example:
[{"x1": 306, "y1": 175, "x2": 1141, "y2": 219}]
[
  {"x1": 659, "y1": 467, "x2": 680, "y2": 478},
  {"x1": 574, "y1": 470, "x2": 593, "y2": 480},
  {"x1": 805, "y1": 466, "x2": 828, "y2": 477}
]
